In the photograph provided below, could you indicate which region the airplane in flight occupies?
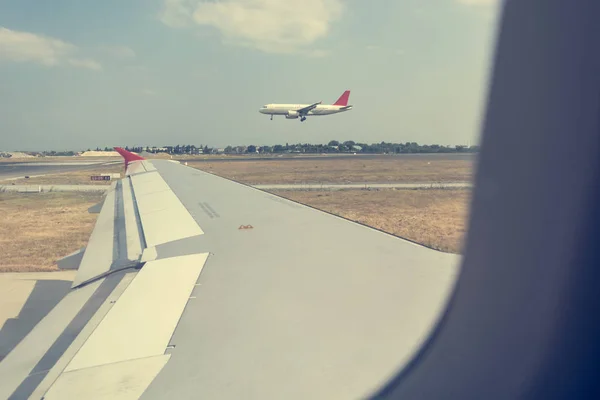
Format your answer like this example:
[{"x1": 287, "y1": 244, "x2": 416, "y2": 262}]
[
  {"x1": 2, "y1": 1, "x2": 599, "y2": 399},
  {"x1": 259, "y1": 90, "x2": 352, "y2": 122}
]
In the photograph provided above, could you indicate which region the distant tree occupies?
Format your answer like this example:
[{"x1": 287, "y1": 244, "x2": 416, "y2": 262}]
[
  {"x1": 224, "y1": 146, "x2": 233, "y2": 154},
  {"x1": 343, "y1": 140, "x2": 355, "y2": 147},
  {"x1": 247, "y1": 145, "x2": 257, "y2": 153},
  {"x1": 328, "y1": 140, "x2": 339, "y2": 147},
  {"x1": 273, "y1": 144, "x2": 284, "y2": 153}
]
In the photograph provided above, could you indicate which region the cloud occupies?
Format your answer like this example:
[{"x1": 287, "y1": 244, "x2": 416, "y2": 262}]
[
  {"x1": 100, "y1": 45, "x2": 136, "y2": 59},
  {"x1": 68, "y1": 58, "x2": 103, "y2": 71},
  {"x1": 160, "y1": 0, "x2": 343, "y2": 54},
  {"x1": 160, "y1": 0, "x2": 196, "y2": 28},
  {"x1": 0, "y1": 27, "x2": 74, "y2": 66},
  {"x1": 0, "y1": 27, "x2": 101, "y2": 70}
]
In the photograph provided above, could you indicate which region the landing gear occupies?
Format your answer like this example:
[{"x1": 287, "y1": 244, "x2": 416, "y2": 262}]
[
  {"x1": 300, "y1": 116, "x2": 307, "y2": 122},
  {"x1": 270, "y1": 114, "x2": 273, "y2": 121}
]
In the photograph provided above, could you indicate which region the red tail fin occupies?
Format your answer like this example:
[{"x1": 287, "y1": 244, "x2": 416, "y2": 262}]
[
  {"x1": 114, "y1": 147, "x2": 144, "y2": 169},
  {"x1": 333, "y1": 90, "x2": 351, "y2": 106}
]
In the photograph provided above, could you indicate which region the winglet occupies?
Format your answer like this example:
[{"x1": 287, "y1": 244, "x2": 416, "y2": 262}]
[
  {"x1": 114, "y1": 147, "x2": 144, "y2": 169},
  {"x1": 333, "y1": 90, "x2": 351, "y2": 106}
]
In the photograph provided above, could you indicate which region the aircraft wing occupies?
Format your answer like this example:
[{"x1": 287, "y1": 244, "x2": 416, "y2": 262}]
[
  {"x1": 0, "y1": 149, "x2": 460, "y2": 399},
  {"x1": 295, "y1": 101, "x2": 321, "y2": 114}
]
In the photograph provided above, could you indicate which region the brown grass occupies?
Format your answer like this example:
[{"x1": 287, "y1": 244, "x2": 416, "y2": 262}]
[
  {"x1": 0, "y1": 192, "x2": 103, "y2": 272},
  {"x1": 271, "y1": 188, "x2": 472, "y2": 254},
  {"x1": 4, "y1": 164, "x2": 123, "y2": 186},
  {"x1": 189, "y1": 157, "x2": 474, "y2": 185}
]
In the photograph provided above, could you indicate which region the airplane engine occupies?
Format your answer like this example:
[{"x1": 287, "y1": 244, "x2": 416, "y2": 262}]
[{"x1": 285, "y1": 111, "x2": 299, "y2": 119}]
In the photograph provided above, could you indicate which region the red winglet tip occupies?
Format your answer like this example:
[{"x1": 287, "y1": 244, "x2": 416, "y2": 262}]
[{"x1": 114, "y1": 147, "x2": 145, "y2": 168}]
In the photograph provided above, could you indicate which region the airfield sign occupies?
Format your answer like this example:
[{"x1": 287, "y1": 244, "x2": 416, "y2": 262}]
[{"x1": 90, "y1": 173, "x2": 120, "y2": 181}]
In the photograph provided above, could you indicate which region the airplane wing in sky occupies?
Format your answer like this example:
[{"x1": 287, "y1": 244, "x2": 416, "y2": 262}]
[
  {"x1": 0, "y1": 149, "x2": 460, "y2": 399},
  {"x1": 295, "y1": 101, "x2": 321, "y2": 115}
]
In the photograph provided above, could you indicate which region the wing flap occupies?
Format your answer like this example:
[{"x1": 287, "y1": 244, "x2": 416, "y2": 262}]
[
  {"x1": 130, "y1": 170, "x2": 171, "y2": 195},
  {"x1": 63, "y1": 253, "x2": 208, "y2": 372},
  {"x1": 30, "y1": 272, "x2": 138, "y2": 398},
  {"x1": 132, "y1": 171, "x2": 204, "y2": 247},
  {"x1": 42, "y1": 355, "x2": 170, "y2": 400},
  {"x1": 0, "y1": 280, "x2": 103, "y2": 399}
]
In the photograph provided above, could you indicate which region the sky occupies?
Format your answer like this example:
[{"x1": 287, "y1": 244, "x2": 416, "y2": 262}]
[{"x1": 0, "y1": 0, "x2": 500, "y2": 151}]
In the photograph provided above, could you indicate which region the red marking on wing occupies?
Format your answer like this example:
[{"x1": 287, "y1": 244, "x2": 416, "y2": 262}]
[
  {"x1": 114, "y1": 147, "x2": 144, "y2": 169},
  {"x1": 333, "y1": 90, "x2": 351, "y2": 106}
]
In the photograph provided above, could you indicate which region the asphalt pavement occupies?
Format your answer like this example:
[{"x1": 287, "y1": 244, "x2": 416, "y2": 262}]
[{"x1": 0, "y1": 161, "x2": 119, "y2": 181}]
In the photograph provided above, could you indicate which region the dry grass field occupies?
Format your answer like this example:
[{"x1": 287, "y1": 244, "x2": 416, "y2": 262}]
[
  {"x1": 188, "y1": 157, "x2": 473, "y2": 185},
  {"x1": 271, "y1": 188, "x2": 472, "y2": 254},
  {"x1": 0, "y1": 192, "x2": 103, "y2": 272}
]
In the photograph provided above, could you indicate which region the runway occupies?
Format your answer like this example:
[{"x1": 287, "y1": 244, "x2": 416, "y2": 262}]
[{"x1": 0, "y1": 161, "x2": 119, "y2": 181}]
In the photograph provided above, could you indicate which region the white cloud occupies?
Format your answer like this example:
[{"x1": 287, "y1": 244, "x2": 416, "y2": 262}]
[
  {"x1": 160, "y1": 0, "x2": 343, "y2": 54},
  {"x1": 0, "y1": 27, "x2": 74, "y2": 66},
  {"x1": 100, "y1": 45, "x2": 136, "y2": 59},
  {"x1": 68, "y1": 58, "x2": 103, "y2": 71},
  {"x1": 0, "y1": 27, "x2": 101, "y2": 70}
]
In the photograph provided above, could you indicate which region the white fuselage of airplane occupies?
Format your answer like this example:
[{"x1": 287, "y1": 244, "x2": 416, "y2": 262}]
[
  {"x1": 259, "y1": 104, "x2": 352, "y2": 117},
  {"x1": 259, "y1": 90, "x2": 352, "y2": 122}
]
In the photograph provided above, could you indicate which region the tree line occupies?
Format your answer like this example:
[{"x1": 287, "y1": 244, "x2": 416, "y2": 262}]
[{"x1": 113, "y1": 141, "x2": 479, "y2": 155}]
